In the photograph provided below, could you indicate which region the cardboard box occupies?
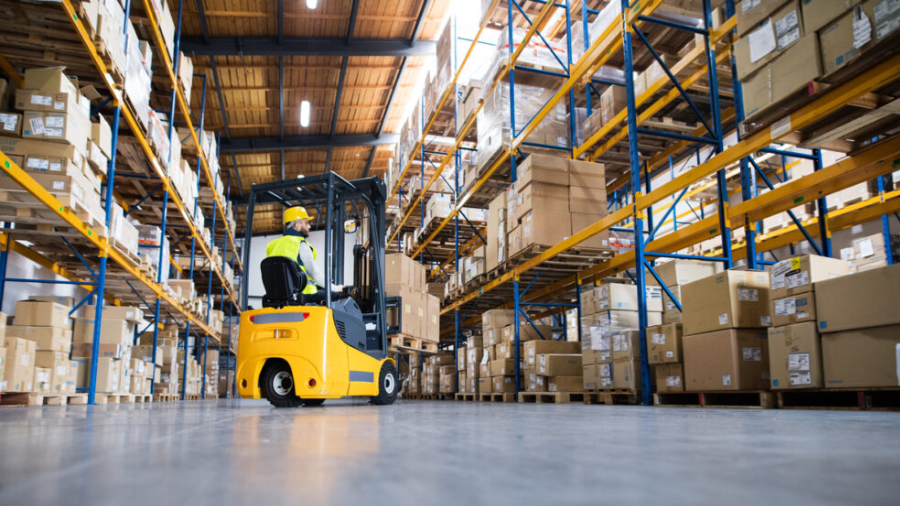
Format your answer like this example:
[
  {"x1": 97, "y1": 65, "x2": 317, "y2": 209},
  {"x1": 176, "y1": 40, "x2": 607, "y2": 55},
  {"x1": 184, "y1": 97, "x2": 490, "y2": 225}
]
[
  {"x1": 73, "y1": 318, "x2": 134, "y2": 346},
  {"x1": 490, "y1": 358, "x2": 516, "y2": 377},
  {"x1": 71, "y1": 343, "x2": 124, "y2": 359},
  {"x1": 520, "y1": 210, "x2": 572, "y2": 248},
  {"x1": 495, "y1": 341, "x2": 522, "y2": 360},
  {"x1": 14, "y1": 300, "x2": 71, "y2": 328},
  {"x1": 592, "y1": 283, "x2": 664, "y2": 313},
  {"x1": 663, "y1": 285, "x2": 682, "y2": 324},
  {"x1": 538, "y1": 354, "x2": 582, "y2": 376},
  {"x1": 599, "y1": 85, "x2": 627, "y2": 125},
  {"x1": 22, "y1": 110, "x2": 90, "y2": 147},
  {"x1": 683, "y1": 329, "x2": 770, "y2": 391},
  {"x1": 33, "y1": 366, "x2": 51, "y2": 392},
  {"x1": 515, "y1": 154, "x2": 568, "y2": 187},
  {"x1": 548, "y1": 376, "x2": 583, "y2": 392},
  {"x1": 85, "y1": 305, "x2": 145, "y2": 324},
  {"x1": 6, "y1": 325, "x2": 72, "y2": 352},
  {"x1": 568, "y1": 159, "x2": 605, "y2": 188},
  {"x1": 737, "y1": 0, "x2": 791, "y2": 35},
  {"x1": 492, "y1": 375, "x2": 516, "y2": 393},
  {"x1": 800, "y1": 0, "x2": 859, "y2": 33},
  {"x1": 515, "y1": 183, "x2": 570, "y2": 220},
  {"x1": 816, "y1": 263, "x2": 900, "y2": 333},
  {"x1": 524, "y1": 340, "x2": 581, "y2": 366},
  {"x1": 486, "y1": 191, "x2": 507, "y2": 271},
  {"x1": 583, "y1": 364, "x2": 601, "y2": 390},
  {"x1": 0, "y1": 112, "x2": 21, "y2": 137},
  {"x1": 681, "y1": 270, "x2": 771, "y2": 336},
  {"x1": 35, "y1": 350, "x2": 69, "y2": 393},
  {"x1": 819, "y1": 0, "x2": 900, "y2": 75},
  {"x1": 92, "y1": 357, "x2": 120, "y2": 393},
  {"x1": 501, "y1": 322, "x2": 553, "y2": 343},
  {"x1": 768, "y1": 322, "x2": 822, "y2": 389},
  {"x1": 769, "y1": 254, "x2": 849, "y2": 299},
  {"x1": 92, "y1": 115, "x2": 112, "y2": 158},
  {"x1": 482, "y1": 309, "x2": 516, "y2": 331},
  {"x1": 821, "y1": 324, "x2": 900, "y2": 388},
  {"x1": 741, "y1": 35, "x2": 822, "y2": 119},
  {"x1": 655, "y1": 363, "x2": 685, "y2": 393},
  {"x1": 0, "y1": 347, "x2": 5, "y2": 390},
  {"x1": 647, "y1": 323, "x2": 683, "y2": 364},
  {"x1": 2, "y1": 337, "x2": 36, "y2": 392},
  {"x1": 582, "y1": 309, "x2": 662, "y2": 331},
  {"x1": 611, "y1": 330, "x2": 642, "y2": 390},
  {"x1": 734, "y1": 0, "x2": 805, "y2": 81},
  {"x1": 570, "y1": 213, "x2": 610, "y2": 250},
  {"x1": 654, "y1": 259, "x2": 723, "y2": 288},
  {"x1": 771, "y1": 291, "x2": 817, "y2": 327}
]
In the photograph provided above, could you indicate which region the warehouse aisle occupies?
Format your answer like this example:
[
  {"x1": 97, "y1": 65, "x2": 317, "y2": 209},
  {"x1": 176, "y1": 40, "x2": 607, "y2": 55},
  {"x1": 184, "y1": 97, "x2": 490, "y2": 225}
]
[{"x1": 0, "y1": 400, "x2": 897, "y2": 506}]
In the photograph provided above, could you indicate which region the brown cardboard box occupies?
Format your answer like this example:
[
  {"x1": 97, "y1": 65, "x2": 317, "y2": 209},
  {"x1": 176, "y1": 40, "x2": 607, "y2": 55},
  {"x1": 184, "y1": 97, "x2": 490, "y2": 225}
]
[
  {"x1": 22, "y1": 110, "x2": 90, "y2": 147},
  {"x1": 741, "y1": 35, "x2": 822, "y2": 118},
  {"x1": 15, "y1": 300, "x2": 70, "y2": 328},
  {"x1": 515, "y1": 154, "x2": 568, "y2": 187},
  {"x1": 0, "y1": 347, "x2": 6, "y2": 390},
  {"x1": 6, "y1": 325, "x2": 72, "y2": 352},
  {"x1": 482, "y1": 309, "x2": 516, "y2": 331},
  {"x1": 486, "y1": 192, "x2": 507, "y2": 271},
  {"x1": 734, "y1": 0, "x2": 805, "y2": 81},
  {"x1": 492, "y1": 375, "x2": 516, "y2": 393},
  {"x1": 71, "y1": 342, "x2": 124, "y2": 359},
  {"x1": 87, "y1": 304, "x2": 145, "y2": 324},
  {"x1": 655, "y1": 363, "x2": 685, "y2": 393},
  {"x1": 583, "y1": 364, "x2": 601, "y2": 390},
  {"x1": 425, "y1": 294, "x2": 440, "y2": 342},
  {"x1": 528, "y1": 371, "x2": 548, "y2": 392},
  {"x1": 612, "y1": 355, "x2": 641, "y2": 390},
  {"x1": 737, "y1": 0, "x2": 791, "y2": 35},
  {"x1": 568, "y1": 185, "x2": 607, "y2": 207},
  {"x1": 524, "y1": 340, "x2": 581, "y2": 366},
  {"x1": 502, "y1": 322, "x2": 552, "y2": 343},
  {"x1": 768, "y1": 322, "x2": 822, "y2": 389},
  {"x1": 521, "y1": 210, "x2": 572, "y2": 248},
  {"x1": 770, "y1": 254, "x2": 849, "y2": 299},
  {"x1": 73, "y1": 318, "x2": 133, "y2": 346},
  {"x1": 537, "y1": 354, "x2": 582, "y2": 376},
  {"x1": 816, "y1": 263, "x2": 900, "y2": 333},
  {"x1": 570, "y1": 213, "x2": 610, "y2": 249},
  {"x1": 548, "y1": 376, "x2": 583, "y2": 392},
  {"x1": 593, "y1": 283, "x2": 664, "y2": 312},
  {"x1": 515, "y1": 183, "x2": 570, "y2": 221},
  {"x1": 821, "y1": 324, "x2": 900, "y2": 388},
  {"x1": 508, "y1": 225, "x2": 523, "y2": 258},
  {"x1": 663, "y1": 285, "x2": 682, "y2": 323},
  {"x1": 0, "y1": 112, "x2": 21, "y2": 137},
  {"x1": 567, "y1": 159, "x2": 605, "y2": 188},
  {"x1": 490, "y1": 358, "x2": 516, "y2": 377},
  {"x1": 583, "y1": 309, "x2": 662, "y2": 331},
  {"x1": 457, "y1": 348, "x2": 466, "y2": 371},
  {"x1": 466, "y1": 347, "x2": 483, "y2": 370},
  {"x1": 14, "y1": 88, "x2": 82, "y2": 115},
  {"x1": 683, "y1": 329, "x2": 770, "y2": 391},
  {"x1": 800, "y1": 0, "x2": 859, "y2": 33},
  {"x1": 681, "y1": 270, "x2": 771, "y2": 335},
  {"x1": 819, "y1": 0, "x2": 900, "y2": 75},
  {"x1": 771, "y1": 291, "x2": 817, "y2": 327},
  {"x1": 467, "y1": 336, "x2": 484, "y2": 349},
  {"x1": 599, "y1": 86, "x2": 627, "y2": 125},
  {"x1": 654, "y1": 260, "x2": 723, "y2": 288},
  {"x1": 495, "y1": 341, "x2": 523, "y2": 360},
  {"x1": 479, "y1": 361, "x2": 491, "y2": 379},
  {"x1": 33, "y1": 366, "x2": 52, "y2": 392},
  {"x1": 2, "y1": 337, "x2": 36, "y2": 392},
  {"x1": 647, "y1": 323, "x2": 683, "y2": 364},
  {"x1": 92, "y1": 357, "x2": 120, "y2": 392},
  {"x1": 35, "y1": 350, "x2": 69, "y2": 393}
]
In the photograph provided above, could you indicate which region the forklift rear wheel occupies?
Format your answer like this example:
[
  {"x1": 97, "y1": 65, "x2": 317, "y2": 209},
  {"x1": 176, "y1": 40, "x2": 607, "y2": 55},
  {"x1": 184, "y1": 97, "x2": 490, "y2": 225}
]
[
  {"x1": 301, "y1": 399, "x2": 326, "y2": 407},
  {"x1": 262, "y1": 362, "x2": 302, "y2": 408},
  {"x1": 370, "y1": 361, "x2": 398, "y2": 405}
]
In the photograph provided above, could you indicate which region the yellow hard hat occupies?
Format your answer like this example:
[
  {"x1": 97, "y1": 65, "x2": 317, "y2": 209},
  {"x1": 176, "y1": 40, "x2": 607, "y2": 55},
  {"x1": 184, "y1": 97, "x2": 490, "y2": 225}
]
[{"x1": 284, "y1": 206, "x2": 310, "y2": 224}]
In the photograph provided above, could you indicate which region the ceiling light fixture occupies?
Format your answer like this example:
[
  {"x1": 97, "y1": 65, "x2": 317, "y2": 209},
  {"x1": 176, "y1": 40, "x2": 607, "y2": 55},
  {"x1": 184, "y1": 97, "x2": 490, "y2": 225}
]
[
  {"x1": 306, "y1": 0, "x2": 318, "y2": 9},
  {"x1": 300, "y1": 100, "x2": 311, "y2": 127}
]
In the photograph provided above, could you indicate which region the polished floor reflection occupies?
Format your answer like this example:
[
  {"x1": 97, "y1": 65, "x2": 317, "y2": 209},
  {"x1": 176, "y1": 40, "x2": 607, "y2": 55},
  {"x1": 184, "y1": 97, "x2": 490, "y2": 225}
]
[{"x1": 0, "y1": 398, "x2": 898, "y2": 505}]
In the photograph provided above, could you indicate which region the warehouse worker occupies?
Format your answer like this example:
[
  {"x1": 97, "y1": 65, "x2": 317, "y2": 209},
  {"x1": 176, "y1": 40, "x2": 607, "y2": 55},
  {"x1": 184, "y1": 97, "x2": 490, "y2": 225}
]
[{"x1": 266, "y1": 206, "x2": 344, "y2": 304}]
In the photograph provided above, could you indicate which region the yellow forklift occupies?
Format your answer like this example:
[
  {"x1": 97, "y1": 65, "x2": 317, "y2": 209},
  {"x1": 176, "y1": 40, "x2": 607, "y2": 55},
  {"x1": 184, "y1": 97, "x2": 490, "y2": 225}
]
[{"x1": 236, "y1": 173, "x2": 398, "y2": 407}]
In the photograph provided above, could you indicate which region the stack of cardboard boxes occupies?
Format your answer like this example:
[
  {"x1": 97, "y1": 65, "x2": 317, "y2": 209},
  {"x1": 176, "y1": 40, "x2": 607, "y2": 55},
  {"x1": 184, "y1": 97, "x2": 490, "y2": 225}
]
[
  {"x1": 4, "y1": 299, "x2": 76, "y2": 394},
  {"x1": 767, "y1": 255, "x2": 850, "y2": 390},
  {"x1": 839, "y1": 233, "x2": 900, "y2": 273},
  {"x1": 647, "y1": 323, "x2": 684, "y2": 393},
  {"x1": 738, "y1": 0, "x2": 900, "y2": 121},
  {"x1": 420, "y1": 353, "x2": 454, "y2": 395},
  {"x1": 681, "y1": 270, "x2": 772, "y2": 391},
  {"x1": 501, "y1": 154, "x2": 608, "y2": 261},
  {"x1": 74, "y1": 303, "x2": 151, "y2": 395},
  {"x1": 528, "y1": 340, "x2": 583, "y2": 393},
  {"x1": 385, "y1": 254, "x2": 440, "y2": 342},
  {"x1": 652, "y1": 259, "x2": 724, "y2": 324}
]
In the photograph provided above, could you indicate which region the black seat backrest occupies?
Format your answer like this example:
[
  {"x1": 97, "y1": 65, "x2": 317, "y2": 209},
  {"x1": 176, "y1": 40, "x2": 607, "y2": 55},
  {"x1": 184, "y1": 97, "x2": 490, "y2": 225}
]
[{"x1": 260, "y1": 257, "x2": 308, "y2": 308}]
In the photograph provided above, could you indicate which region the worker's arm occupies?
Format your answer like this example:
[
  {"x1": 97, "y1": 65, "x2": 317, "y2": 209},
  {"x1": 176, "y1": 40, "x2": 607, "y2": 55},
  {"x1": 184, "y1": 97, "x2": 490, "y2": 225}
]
[{"x1": 298, "y1": 241, "x2": 341, "y2": 292}]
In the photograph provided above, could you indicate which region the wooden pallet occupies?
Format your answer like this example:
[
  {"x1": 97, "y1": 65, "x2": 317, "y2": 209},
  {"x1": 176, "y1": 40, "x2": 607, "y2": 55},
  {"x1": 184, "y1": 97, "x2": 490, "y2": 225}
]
[
  {"x1": 153, "y1": 392, "x2": 179, "y2": 402},
  {"x1": 0, "y1": 392, "x2": 88, "y2": 407},
  {"x1": 414, "y1": 393, "x2": 454, "y2": 400},
  {"x1": 583, "y1": 389, "x2": 640, "y2": 405},
  {"x1": 99, "y1": 393, "x2": 136, "y2": 404},
  {"x1": 479, "y1": 392, "x2": 517, "y2": 402},
  {"x1": 454, "y1": 393, "x2": 477, "y2": 401},
  {"x1": 653, "y1": 391, "x2": 776, "y2": 409},
  {"x1": 776, "y1": 388, "x2": 900, "y2": 411},
  {"x1": 388, "y1": 334, "x2": 439, "y2": 354},
  {"x1": 518, "y1": 391, "x2": 585, "y2": 404}
]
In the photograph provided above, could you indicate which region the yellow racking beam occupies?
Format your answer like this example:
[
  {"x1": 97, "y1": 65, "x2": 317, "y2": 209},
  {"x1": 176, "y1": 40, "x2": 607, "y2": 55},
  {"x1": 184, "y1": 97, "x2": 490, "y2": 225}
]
[
  {"x1": 0, "y1": 53, "x2": 24, "y2": 88},
  {"x1": 411, "y1": 0, "x2": 668, "y2": 259},
  {"x1": 136, "y1": 0, "x2": 241, "y2": 272},
  {"x1": 387, "y1": 0, "x2": 501, "y2": 206},
  {"x1": 0, "y1": 151, "x2": 218, "y2": 339},
  {"x1": 440, "y1": 53, "x2": 900, "y2": 312},
  {"x1": 57, "y1": 0, "x2": 238, "y2": 312}
]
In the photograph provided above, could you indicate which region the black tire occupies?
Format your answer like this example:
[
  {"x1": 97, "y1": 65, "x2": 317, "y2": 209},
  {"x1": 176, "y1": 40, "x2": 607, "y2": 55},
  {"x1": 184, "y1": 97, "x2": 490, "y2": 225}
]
[
  {"x1": 301, "y1": 399, "x2": 326, "y2": 407},
  {"x1": 370, "y1": 361, "x2": 398, "y2": 405},
  {"x1": 262, "y1": 362, "x2": 302, "y2": 408}
]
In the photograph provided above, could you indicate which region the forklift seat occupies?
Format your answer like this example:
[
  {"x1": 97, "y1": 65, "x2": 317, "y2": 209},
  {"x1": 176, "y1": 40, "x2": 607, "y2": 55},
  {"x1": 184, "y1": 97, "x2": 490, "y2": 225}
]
[{"x1": 261, "y1": 257, "x2": 309, "y2": 309}]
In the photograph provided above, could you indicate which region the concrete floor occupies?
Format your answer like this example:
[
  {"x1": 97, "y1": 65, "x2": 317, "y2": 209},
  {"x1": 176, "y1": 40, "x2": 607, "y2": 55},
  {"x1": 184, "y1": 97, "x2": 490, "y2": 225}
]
[{"x1": 0, "y1": 399, "x2": 898, "y2": 506}]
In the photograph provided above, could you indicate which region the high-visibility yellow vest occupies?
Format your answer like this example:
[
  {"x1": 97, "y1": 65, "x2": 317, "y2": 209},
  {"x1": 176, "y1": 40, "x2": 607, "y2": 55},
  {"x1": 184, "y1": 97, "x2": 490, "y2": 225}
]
[{"x1": 266, "y1": 235, "x2": 320, "y2": 295}]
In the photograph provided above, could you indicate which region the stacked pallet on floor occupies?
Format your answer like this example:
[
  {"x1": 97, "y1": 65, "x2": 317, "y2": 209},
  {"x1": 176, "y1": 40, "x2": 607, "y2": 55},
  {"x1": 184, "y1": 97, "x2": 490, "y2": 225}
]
[{"x1": 385, "y1": 253, "x2": 440, "y2": 353}]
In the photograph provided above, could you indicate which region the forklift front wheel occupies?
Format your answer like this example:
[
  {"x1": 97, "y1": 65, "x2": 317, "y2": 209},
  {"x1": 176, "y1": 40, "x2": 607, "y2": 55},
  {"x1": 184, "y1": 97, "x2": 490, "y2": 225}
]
[
  {"x1": 370, "y1": 361, "x2": 398, "y2": 406},
  {"x1": 262, "y1": 362, "x2": 302, "y2": 408}
]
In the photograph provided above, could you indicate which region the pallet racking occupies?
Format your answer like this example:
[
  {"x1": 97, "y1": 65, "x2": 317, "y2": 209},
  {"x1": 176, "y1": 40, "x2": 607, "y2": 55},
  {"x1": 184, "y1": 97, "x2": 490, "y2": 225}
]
[
  {"x1": 0, "y1": 0, "x2": 242, "y2": 403},
  {"x1": 387, "y1": 0, "x2": 900, "y2": 404}
]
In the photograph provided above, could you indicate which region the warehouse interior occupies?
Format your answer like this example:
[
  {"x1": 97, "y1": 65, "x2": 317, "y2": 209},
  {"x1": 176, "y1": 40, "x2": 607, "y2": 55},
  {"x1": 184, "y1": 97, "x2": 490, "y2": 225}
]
[{"x1": 0, "y1": 0, "x2": 899, "y2": 504}]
